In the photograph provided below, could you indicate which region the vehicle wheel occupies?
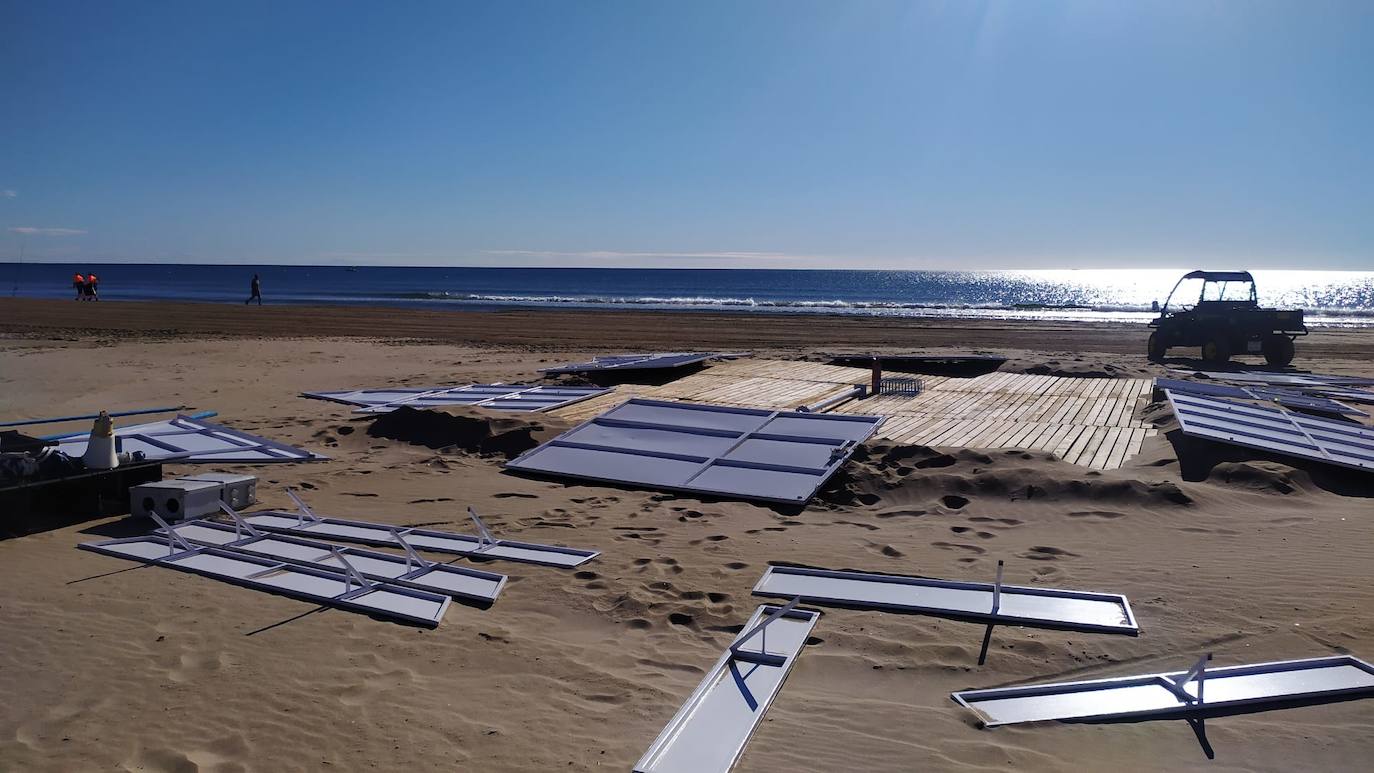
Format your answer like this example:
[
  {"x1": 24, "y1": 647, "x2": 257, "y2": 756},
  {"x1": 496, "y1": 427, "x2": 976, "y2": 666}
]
[
  {"x1": 1147, "y1": 332, "x2": 1167, "y2": 361},
  {"x1": 1202, "y1": 338, "x2": 1231, "y2": 363},
  {"x1": 1263, "y1": 334, "x2": 1295, "y2": 366}
]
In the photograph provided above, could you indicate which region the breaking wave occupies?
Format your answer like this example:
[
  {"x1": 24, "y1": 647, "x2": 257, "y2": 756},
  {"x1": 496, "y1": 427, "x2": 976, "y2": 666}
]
[{"x1": 374, "y1": 291, "x2": 1373, "y2": 326}]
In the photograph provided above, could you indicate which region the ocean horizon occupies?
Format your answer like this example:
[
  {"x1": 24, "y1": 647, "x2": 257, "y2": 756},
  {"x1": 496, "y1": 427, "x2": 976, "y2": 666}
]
[{"x1": 6, "y1": 263, "x2": 1374, "y2": 327}]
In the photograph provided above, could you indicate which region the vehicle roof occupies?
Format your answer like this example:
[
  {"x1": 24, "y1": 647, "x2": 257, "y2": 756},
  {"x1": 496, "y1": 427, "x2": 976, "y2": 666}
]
[{"x1": 1182, "y1": 270, "x2": 1254, "y2": 282}]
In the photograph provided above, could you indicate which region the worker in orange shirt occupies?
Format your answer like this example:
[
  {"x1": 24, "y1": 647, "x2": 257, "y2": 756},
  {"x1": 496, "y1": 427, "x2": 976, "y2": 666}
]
[
  {"x1": 87, "y1": 272, "x2": 100, "y2": 300},
  {"x1": 73, "y1": 272, "x2": 86, "y2": 300}
]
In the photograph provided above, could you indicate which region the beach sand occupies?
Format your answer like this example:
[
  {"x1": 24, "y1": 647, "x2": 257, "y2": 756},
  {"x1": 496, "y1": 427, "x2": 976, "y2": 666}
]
[{"x1": 2, "y1": 298, "x2": 1373, "y2": 772}]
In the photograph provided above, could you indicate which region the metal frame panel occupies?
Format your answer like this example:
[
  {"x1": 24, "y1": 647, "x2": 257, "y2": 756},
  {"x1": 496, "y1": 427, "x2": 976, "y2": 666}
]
[
  {"x1": 1155, "y1": 378, "x2": 1364, "y2": 418},
  {"x1": 53, "y1": 414, "x2": 325, "y2": 463},
  {"x1": 752, "y1": 565, "x2": 1137, "y2": 635},
  {"x1": 79, "y1": 534, "x2": 450, "y2": 627},
  {"x1": 164, "y1": 519, "x2": 507, "y2": 604},
  {"x1": 540, "y1": 352, "x2": 717, "y2": 375},
  {"x1": 1184, "y1": 370, "x2": 1374, "y2": 388},
  {"x1": 953, "y1": 655, "x2": 1374, "y2": 727},
  {"x1": 634, "y1": 604, "x2": 820, "y2": 773},
  {"x1": 504, "y1": 398, "x2": 883, "y2": 504},
  {"x1": 240, "y1": 511, "x2": 599, "y2": 567},
  {"x1": 302, "y1": 384, "x2": 609, "y2": 414},
  {"x1": 1167, "y1": 390, "x2": 1374, "y2": 472}
]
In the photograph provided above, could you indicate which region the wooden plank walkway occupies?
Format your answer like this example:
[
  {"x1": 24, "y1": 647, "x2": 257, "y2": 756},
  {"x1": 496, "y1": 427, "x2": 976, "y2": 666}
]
[{"x1": 545, "y1": 359, "x2": 1157, "y2": 469}]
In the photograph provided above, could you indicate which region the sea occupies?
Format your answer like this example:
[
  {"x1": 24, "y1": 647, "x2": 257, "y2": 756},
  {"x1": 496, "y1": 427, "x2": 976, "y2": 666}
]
[{"x1": 6, "y1": 263, "x2": 1374, "y2": 328}]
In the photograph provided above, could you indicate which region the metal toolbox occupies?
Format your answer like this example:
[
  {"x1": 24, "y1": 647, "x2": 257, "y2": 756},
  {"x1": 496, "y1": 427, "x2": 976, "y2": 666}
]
[
  {"x1": 179, "y1": 472, "x2": 258, "y2": 509},
  {"x1": 130, "y1": 479, "x2": 224, "y2": 521}
]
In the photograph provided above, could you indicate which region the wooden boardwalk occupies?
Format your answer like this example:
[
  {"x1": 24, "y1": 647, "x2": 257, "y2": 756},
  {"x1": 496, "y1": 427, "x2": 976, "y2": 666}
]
[{"x1": 546, "y1": 359, "x2": 1157, "y2": 469}]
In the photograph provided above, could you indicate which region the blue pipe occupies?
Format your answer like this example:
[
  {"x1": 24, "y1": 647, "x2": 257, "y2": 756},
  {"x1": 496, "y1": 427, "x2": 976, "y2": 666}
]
[
  {"x1": 37, "y1": 411, "x2": 218, "y2": 441},
  {"x1": 2, "y1": 405, "x2": 185, "y2": 428}
]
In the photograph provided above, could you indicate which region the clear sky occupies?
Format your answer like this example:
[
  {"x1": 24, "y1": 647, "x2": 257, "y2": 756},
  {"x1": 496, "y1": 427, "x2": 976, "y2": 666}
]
[{"x1": 3, "y1": 1, "x2": 1372, "y2": 269}]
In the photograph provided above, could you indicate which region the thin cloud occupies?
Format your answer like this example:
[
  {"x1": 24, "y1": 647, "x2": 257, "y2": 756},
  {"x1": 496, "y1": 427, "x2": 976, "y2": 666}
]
[
  {"x1": 482, "y1": 249, "x2": 805, "y2": 261},
  {"x1": 8, "y1": 226, "x2": 87, "y2": 236},
  {"x1": 0, "y1": 190, "x2": 16, "y2": 199}
]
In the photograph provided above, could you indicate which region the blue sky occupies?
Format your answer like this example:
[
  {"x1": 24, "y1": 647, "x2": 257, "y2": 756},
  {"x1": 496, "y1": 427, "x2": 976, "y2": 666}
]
[{"x1": 2, "y1": 1, "x2": 1372, "y2": 269}]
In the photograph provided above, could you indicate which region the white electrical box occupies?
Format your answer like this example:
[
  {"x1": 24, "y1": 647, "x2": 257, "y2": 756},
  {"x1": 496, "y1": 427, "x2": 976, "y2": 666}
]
[
  {"x1": 180, "y1": 472, "x2": 258, "y2": 509},
  {"x1": 131, "y1": 479, "x2": 224, "y2": 521}
]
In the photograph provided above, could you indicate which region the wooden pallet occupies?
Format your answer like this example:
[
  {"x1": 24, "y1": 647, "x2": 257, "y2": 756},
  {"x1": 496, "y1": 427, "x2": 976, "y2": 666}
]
[{"x1": 546, "y1": 360, "x2": 1157, "y2": 469}]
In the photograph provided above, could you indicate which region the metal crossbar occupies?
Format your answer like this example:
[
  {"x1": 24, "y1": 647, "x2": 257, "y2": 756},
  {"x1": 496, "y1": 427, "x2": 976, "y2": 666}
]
[
  {"x1": 388, "y1": 528, "x2": 433, "y2": 571},
  {"x1": 147, "y1": 511, "x2": 195, "y2": 554},
  {"x1": 286, "y1": 488, "x2": 323, "y2": 525},
  {"x1": 218, "y1": 502, "x2": 262, "y2": 539},
  {"x1": 1162, "y1": 653, "x2": 1212, "y2": 705},
  {"x1": 729, "y1": 597, "x2": 801, "y2": 667},
  {"x1": 467, "y1": 506, "x2": 497, "y2": 549}
]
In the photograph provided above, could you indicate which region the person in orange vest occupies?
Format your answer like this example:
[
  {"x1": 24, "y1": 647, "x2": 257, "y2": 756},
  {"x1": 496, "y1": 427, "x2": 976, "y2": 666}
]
[
  {"x1": 87, "y1": 272, "x2": 100, "y2": 300},
  {"x1": 73, "y1": 272, "x2": 86, "y2": 300}
]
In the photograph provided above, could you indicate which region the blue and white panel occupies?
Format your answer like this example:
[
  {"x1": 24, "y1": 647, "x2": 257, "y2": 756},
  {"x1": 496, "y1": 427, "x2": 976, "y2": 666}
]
[
  {"x1": 241, "y1": 512, "x2": 600, "y2": 568},
  {"x1": 302, "y1": 384, "x2": 608, "y2": 413},
  {"x1": 634, "y1": 604, "x2": 820, "y2": 773},
  {"x1": 79, "y1": 535, "x2": 450, "y2": 626},
  {"x1": 53, "y1": 415, "x2": 325, "y2": 463},
  {"x1": 1155, "y1": 378, "x2": 1365, "y2": 417},
  {"x1": 165, "y1": 520, "x2": 507, "y2": 604},
  {"x1": 953, "y1": 655, "x2": 1374, "y2": 727},
  {"x1": 1166, "y1": 390, "x2": 1374, "y2": 472},
  {"x1": 505, "y1": 399, "x2": 883, "y2": 504},
  {"x1": 752, "y1": 566, "x2": 1137, "y2": 635}
]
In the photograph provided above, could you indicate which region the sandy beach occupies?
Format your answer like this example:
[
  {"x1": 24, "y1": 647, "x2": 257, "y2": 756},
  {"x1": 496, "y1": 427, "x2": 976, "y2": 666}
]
[{"x1": 3, "y1": 298, "x2": 1373, "y2": 773}]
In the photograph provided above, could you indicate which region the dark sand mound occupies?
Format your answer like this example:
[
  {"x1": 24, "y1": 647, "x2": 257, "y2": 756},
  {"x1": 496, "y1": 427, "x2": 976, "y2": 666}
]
[
  {"x1": 1003, "y1": 356, "x2": 1154, "y2": 380},
  {"x1": 820, "y1": 441, "x2": 1194, "y2": 509},
  {"x1": 366, "y1": 406, "x2": 570, "y2": 459}
]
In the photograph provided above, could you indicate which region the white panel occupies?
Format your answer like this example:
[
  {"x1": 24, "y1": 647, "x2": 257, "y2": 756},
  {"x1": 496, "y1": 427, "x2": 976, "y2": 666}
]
[
  {"x1": 1168, "y1": 390, "x2": 1374, "y2": 472},
  {"x1": 955, "y1": 656, "x2": 1374, "y2": 726},
  {"x1": 505, "y1": 399, "x2": 881, "y2": 504},
  {"x1": 634, "y1": 605, "x2": 820, "y2": 773},
  {"x1": 302, "y1": 384, "x2": 608, "y2": 414},
  {"x1": 242, "y1": 512, "x2": 599, "y2": 568},
  {"x1": 753, "y1": 566, "x2": 1136, "y2": 634},
  {"x1": 53, "y1": 415, "x2": 324, "y2": 464}
]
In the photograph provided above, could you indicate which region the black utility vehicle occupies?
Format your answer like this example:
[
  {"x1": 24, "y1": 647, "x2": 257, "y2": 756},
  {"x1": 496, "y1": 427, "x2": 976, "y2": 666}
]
[{"x1": 1147, "y1": 270, "x2": 1306, "y2": 365}]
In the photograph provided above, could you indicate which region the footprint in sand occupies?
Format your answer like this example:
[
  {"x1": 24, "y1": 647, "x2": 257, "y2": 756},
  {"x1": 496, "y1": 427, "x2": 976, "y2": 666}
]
[
  {"x1": 949, "y1": 526, "x2": 996, "y2": 539},
  {"x1": 876, "y1": 507, "x2": 927, "y2": 519},
  {"x1": 969, "y1": 516, "x2": 1022, "y2": 527},
  {"x1": 863, "y1": 542, "x2": 905, "y2": 558},
  {"x1": 1022, "y1": 545, "x2": 1079, "y2": 561},
  {"x1": 1067, "y1": 510, "x2": 1125, "y2": 521},
  {"x1": 931, "y1": 541, "x2": 986, "y2": 555},
  {"x1": 835, "y1": 520, "x2": 880, "y2": 531},
  {"x1": 167, "y1": 650, "x2": 228, "y2": 683}
]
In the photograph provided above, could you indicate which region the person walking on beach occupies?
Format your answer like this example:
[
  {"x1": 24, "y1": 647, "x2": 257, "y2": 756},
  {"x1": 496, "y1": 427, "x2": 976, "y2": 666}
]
[
  {"x1": 245, "y1": 273, "x2": 262, "y2": 305},
  {"x1": 86, "y1": 272, "x2": 100, "y2": 301},
  {"x1": 73, "y1": 272, "x2": 86, "y2": 300}
]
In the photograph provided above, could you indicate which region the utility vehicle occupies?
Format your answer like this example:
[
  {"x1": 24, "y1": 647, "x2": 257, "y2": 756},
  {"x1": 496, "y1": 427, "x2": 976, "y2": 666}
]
[{"x1": 1147, "y1": 270, "x2": 1306, "y2": 364}]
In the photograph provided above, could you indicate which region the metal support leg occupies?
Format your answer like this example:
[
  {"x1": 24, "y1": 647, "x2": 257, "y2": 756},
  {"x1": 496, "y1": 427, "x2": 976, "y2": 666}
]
[{"x1": 730, "y1": 597, "x2": 802, "y2": 667}]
